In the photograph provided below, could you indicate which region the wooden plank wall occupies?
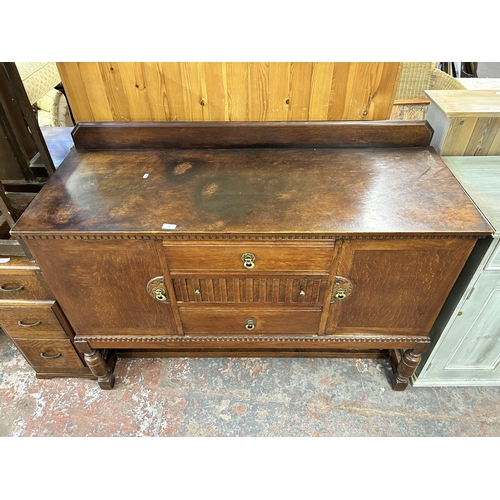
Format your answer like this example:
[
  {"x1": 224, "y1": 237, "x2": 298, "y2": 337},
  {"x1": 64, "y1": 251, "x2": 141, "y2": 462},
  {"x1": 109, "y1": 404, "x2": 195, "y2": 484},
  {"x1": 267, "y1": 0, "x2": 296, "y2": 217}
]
[
  {"x1": 442, "y1": 117, "x2": 500, "y2": 155},
  {"x1": 57, "y1": 62, "x2": 402, "y2": 123}
]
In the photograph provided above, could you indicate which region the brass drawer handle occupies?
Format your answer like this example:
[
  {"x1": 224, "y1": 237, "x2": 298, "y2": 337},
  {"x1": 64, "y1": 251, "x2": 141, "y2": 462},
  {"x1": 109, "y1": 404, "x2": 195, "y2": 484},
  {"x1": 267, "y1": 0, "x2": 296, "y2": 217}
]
[
  {"x1": 245, "y1": 318, "x2": 257, "y2": 331},
  {"x1": 40, "y1": 352, "x2": 62, "y2": 359},
  {"x1": 0, "y1": 283, "x2": 24, "y2": 292},
  {"x1": 152, "y1": 287, "x2": 168, "y2": 302},
  {"x1": 241, "y1": 253, "x2": 256, "y2": 270},
  {"x1": 18, "y1": 320, "x2": 42, "y2": 327}
]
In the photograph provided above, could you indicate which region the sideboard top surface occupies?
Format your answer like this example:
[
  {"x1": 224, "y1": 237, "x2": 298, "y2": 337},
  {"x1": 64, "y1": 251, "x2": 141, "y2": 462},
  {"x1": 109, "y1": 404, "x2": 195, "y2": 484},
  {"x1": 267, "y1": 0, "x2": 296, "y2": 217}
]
[{"x1": 13, "y1": 144, "x2": 491, "y2": 237}]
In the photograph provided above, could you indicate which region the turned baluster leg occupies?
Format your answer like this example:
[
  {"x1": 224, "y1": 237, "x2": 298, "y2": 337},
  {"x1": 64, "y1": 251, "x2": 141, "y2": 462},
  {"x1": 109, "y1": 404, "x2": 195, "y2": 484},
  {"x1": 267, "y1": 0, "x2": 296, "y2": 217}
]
[
  {"x1": 84, "y1": 349, "x2": 115, "y2": 389},
  {"x1": 391, "y1": 347, "x2": 425, "y2": 391}
]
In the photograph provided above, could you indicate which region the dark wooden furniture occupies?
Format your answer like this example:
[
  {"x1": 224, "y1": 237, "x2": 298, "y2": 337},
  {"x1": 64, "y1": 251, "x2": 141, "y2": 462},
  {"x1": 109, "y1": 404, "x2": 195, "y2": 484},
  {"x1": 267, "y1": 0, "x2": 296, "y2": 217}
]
[
  {"x1": 0, "y1": 62, "x2": 57, "y2": 257},
  {"x1": 0, "y1": 255, "x2": 96, "y2": 379},
  {"x1": 10, "y1": 121, "x2": 492, "y2": 390}
]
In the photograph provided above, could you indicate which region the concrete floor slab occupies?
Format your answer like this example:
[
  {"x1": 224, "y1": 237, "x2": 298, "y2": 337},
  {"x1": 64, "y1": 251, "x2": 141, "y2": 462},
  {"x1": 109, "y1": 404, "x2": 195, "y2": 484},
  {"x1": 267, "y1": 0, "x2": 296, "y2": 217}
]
[{"x1": 1, "y1": 329, "x2": 500, "y2": 437}]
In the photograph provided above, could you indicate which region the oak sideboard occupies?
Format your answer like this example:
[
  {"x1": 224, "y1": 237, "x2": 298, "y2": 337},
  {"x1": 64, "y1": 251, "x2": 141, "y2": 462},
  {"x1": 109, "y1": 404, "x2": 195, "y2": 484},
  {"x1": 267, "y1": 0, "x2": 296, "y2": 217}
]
[{"x1": 7, "y1": 121, "x2": 492, "y2": 390}]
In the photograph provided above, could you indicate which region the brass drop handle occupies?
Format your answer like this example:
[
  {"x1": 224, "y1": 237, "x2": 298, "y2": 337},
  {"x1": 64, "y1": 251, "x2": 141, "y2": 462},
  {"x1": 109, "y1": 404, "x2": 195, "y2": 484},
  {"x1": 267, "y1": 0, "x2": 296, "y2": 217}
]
[
  {"x1": 40, "y1": 352, "x2": 62, "y2": 359},
  {"x1": 18, "y1": 320, "x2": 42, "y2": 327},
  {"x1": 331, "y1": 277, "x2": 353, "y2": 303},
  {"x1": 147, "y1": 277, "x2": 169, "y2": 303},
  {"x1": 241, "y1": 253, "x2": 256, "y2": 270},
  {"x1": 152, "y1": 287, "x2": 168, "y2": 302},
  {"x1": 0, "y1": 283, "x2": 24, "y2": 292},
  {"x1": 245, "y1": 318, "x2": 257, "y2": 331}
]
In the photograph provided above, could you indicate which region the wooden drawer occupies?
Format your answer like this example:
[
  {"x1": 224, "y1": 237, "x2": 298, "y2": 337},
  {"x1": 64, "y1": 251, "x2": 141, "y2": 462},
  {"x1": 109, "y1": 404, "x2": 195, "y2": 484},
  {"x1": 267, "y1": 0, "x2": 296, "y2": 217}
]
[
  {"x1": 0, "y1": 270, "x2": 52, "y2": 301},
  {"x1": 12, "y1": 338, "x2": 85, "y2": 371},
  {"x1": 179, "y1": 307, "x2": 322, "y2": 335},
  {"x1": 0, "y1": 302, "x2": 67, "y2": 339},
  {"x1": 173, "y1": 276, "x2": 330, "y2": 304},
  {"x1": 163, "y1": 243, "x2": 334, "y2": 273}
]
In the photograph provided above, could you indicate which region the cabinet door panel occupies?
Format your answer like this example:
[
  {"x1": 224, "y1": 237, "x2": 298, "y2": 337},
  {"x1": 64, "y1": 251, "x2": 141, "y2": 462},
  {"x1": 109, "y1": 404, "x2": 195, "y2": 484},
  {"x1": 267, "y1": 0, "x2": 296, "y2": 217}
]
[
  {"x1": 326, "y1": 238, "x2": 476, "y2": 335},
  {"x1": 423, "y1": 272, "x2": 500, "y2": 381},
  {"x1": 24, "y1": 238, "x2": 177, "y2": 336}
]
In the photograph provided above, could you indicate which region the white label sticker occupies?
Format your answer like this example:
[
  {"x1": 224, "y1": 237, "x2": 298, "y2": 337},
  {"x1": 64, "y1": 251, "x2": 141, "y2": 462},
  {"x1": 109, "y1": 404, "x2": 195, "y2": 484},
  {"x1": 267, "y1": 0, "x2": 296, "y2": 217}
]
[
  {"x1": 162, "y1": 223, "x2": 177, "y2": 230},
  {"x1": 0, "y1": 258, "x2": 11, "y2": 263}
]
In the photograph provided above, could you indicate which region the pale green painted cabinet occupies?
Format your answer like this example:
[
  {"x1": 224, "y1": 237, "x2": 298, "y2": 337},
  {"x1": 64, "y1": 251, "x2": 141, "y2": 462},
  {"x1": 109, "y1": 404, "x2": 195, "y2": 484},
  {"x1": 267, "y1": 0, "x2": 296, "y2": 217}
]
[{"x1": 414, "y1": 157, "x2": 500, "y2": 386}]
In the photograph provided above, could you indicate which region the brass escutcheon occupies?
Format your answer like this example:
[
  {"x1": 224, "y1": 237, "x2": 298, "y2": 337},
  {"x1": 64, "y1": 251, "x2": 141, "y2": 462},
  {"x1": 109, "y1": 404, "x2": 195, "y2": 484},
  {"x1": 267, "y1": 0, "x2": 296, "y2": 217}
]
[
  {"x1": 331, "y1": 276, "x2": 353, "y2": 303},
  {"x1": 147, "y1": 276, "x2": 169, "y2": 303},
  {"x1": 245, "y1": 318, "x2": 257, "y2": 330},
  {"x1": 241, "y1": 253, "x2": 256, "y2": 270}
]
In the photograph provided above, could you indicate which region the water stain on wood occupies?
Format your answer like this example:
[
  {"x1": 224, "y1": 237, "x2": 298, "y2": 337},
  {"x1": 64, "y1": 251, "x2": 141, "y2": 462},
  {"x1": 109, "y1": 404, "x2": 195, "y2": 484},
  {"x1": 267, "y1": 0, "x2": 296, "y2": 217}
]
[
  {"x1": 173, "y1": 162, "x2": 193, "y2": 175},
  {"x1": 202, "y1": 183, "x2": 219, "y2": 196}
]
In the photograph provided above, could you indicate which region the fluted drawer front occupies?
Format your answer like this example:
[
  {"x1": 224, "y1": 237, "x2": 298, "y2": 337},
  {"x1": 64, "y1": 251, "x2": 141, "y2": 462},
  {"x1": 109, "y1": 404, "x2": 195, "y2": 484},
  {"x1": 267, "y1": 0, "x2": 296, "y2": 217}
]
[
  {"x1": 12, "y1": 339, "x2": 85, "y2": 371},
  {"x1": 179, "y1": 308, "x2": 322, "y2": 335},
  {"x1": 173, "y1": 277, "x2": 329, "y2": 304}
]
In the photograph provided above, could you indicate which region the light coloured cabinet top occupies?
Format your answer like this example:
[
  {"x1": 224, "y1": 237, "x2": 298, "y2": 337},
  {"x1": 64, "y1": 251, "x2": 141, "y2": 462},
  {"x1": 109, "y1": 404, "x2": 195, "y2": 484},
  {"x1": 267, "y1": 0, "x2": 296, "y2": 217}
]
[
  {"x1": 425, "y1": 90, "x2": 500, "y2": 117},
  {"x1": 443, "y1": 156, "x2": 500, "y2": 236}
]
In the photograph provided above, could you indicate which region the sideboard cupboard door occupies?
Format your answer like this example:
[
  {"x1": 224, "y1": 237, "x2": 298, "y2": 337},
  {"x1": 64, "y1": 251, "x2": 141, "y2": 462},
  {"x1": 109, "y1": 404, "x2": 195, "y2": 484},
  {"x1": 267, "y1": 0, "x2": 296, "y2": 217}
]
[
  {"x1": 325, "y1": 238, "x2": 477, "y2": 336},
  {"x1": 22, "y1": 238, "x2": 178, "y2": 336}
]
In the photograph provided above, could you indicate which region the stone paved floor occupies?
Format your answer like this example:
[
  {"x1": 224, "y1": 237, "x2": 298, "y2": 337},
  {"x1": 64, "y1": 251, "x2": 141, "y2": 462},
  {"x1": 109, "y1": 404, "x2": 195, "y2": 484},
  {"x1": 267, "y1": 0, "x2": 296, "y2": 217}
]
[{"x1": 1, "y1": 329, "x2": 500, "y2": 437}]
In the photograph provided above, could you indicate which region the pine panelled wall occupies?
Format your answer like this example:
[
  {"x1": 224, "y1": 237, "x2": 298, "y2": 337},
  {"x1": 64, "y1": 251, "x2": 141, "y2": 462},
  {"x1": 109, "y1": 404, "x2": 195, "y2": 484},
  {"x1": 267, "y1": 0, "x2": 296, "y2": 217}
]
[{"x1": 56, "y1": 62, "x2": 402, "y2": 123}]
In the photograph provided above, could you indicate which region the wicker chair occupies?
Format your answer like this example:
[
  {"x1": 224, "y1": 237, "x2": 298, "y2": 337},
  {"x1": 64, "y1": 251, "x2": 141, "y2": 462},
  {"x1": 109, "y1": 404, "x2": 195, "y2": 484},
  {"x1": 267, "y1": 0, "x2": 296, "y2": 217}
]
[
  {"x1": 15, "y1": 62, "x2": 73, "y2": 126},
  {"x1": 391, "y1": 62, "x2": 466, "y2": 120}
]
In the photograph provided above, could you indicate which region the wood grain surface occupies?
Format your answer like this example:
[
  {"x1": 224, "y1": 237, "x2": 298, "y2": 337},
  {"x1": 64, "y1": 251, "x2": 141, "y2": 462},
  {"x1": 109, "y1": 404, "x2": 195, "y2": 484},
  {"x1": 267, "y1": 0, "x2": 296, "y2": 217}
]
[
  {"x1": 443, "y1": 117, "x2": 500, "y2": 155},
  {"x1": 425, "y1": 90, "x2": 500, "y2": 117},
  {"x1": 70, "y1": 121, "x2": 433, "y2": 150},
  {"x1": 57, "y1": 62, "x2": 402, "y2": 122},
  {"x1": 12, "y1": 145, "x2": 491, "y2": 236}
]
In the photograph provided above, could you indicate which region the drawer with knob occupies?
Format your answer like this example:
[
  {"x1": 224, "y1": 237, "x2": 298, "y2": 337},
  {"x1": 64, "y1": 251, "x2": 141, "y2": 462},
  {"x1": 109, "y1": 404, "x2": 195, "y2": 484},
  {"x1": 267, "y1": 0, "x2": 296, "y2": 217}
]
[
  {"x1": 178, "y1": 307, "x2": 322, "y2": 335},
  {"x1": 163, "y1": 243, "x2": 334, "y2": 274},
  {"x1": 0, "y1": 301, "x2": 68, "y2": 339},
  {"x1": 0, "y1": 270, "x2": 53, "y2": 301},
  {"x1": 11, "y1": 338, "x2": 86, "y2": 371}
]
